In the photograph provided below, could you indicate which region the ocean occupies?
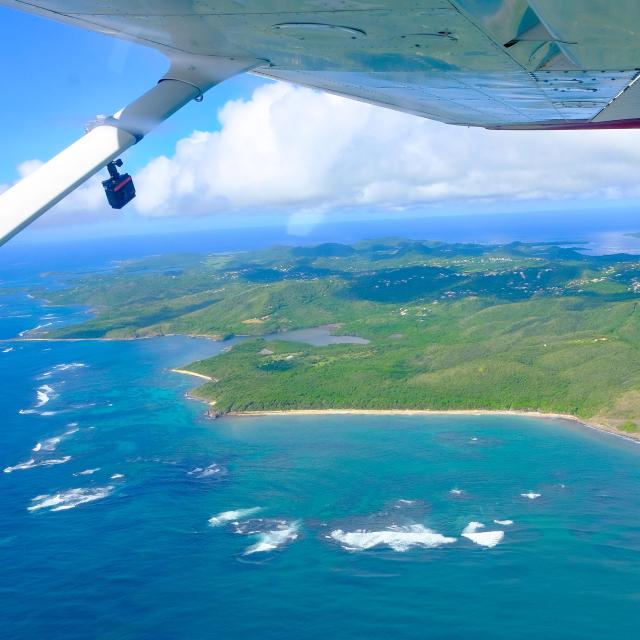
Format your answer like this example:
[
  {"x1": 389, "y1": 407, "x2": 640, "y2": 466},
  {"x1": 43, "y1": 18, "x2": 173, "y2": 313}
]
[{"x1": 2, "y1": 215, "x2": 640, "y2": 638}]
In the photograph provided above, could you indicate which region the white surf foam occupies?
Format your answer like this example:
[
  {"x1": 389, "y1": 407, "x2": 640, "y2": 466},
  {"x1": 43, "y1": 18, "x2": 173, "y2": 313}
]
[
  {"x1": 40, "y1": 456, "x2": 71, "y2": 467},
  {"x1": 243, "y1": 521, "x2": 300, "y2": 555},
  {"x1": 19, "y1": 409, "x2": 37, "y2": 415},
  {"x1": 53, "y1": 363, "x2": 87, "y2": 372},
  {"x1": 2, "y1": 347, "x2": 14, "y2": 353},
  {"x1": 330, "y1": 524, "x2": 457, "y2": 552},
  {"x1": 187, "y1": 463, "x2": 227, "y2": 478},
  {"x1": 28, "y1": 485, "x2": 113, "y2": 512},
  {"x1": 461, "y1": 522, "x2": 504, "y2": 548},
  {"x1": 35, "y1": 384, "x2": 55, "y2": 407},
  {"x1": 110, "y1": 473, "x2": 125, "y2": 480},
  {"x1": 39, "y1": 436, "x2": 61, "y2": 451},
  {"x1": 449, "y1": 488, "x2": 464, "y2": 495},
  {"x1": 19, "y1": 322, "x2": 52, "y2": 337},
  {"x1": 35, "y1": 424, "x2": 78, "y2": 453},
  {"x1": 4, "y1": 458, "x2": 36, "y2": 473},
  {"x1": 521, "y1": 492, "x2": 541, "y2": 500},
  {"x1": 74, "y1": 468, "x2": 100, "y2": 476},
  {"x1": 494, "y1": 519, "x2": 514, "y2": 526},
  {"x1": 209, "y1": 507, "x2": 262, "y2": 527},
  {"x1": 38, "y1": 363, "x2": 87, "y2": 379},
  {"x1": 4, "y1": 456, "x2": 71, "y2": 473}
]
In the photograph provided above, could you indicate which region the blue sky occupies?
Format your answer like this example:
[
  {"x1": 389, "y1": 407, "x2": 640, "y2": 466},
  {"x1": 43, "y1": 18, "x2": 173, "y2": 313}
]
[
  {"x1": 0, "y1": 5, "x2": 267, "y2": 183},
  {"x1": 2, "y1": 4, "x2": 640, "y2": 246}
]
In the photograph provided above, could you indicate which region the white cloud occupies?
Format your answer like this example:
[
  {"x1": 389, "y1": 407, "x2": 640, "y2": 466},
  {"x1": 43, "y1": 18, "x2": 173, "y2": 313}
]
[
  {"x1": 131, "y1": 82, "x2": 640, "y2": 215},
  {"x1": 13, "y1": 80, "x2": 640, "y2": 224},
  {"x1": 17, "y1": 159, "x2": 44, "y2": 178}
]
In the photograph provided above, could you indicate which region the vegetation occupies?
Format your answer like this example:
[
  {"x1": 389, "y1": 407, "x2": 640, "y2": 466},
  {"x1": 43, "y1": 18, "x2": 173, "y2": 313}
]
[{"x1": 36, "y1": 238, "x2": 640, "y2": 429}]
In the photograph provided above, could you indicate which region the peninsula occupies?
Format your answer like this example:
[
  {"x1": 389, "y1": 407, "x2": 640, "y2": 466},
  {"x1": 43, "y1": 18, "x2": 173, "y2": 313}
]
[{"x1": 33, "y1": 238, "x2": 640, "y2": 435}]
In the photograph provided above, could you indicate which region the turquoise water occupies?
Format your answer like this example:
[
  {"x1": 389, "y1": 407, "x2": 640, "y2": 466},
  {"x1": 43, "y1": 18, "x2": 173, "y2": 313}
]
[
  {"x1": 3, "y1": 328, "x2": 640, "y2": 638},
  {"x1": 2, "y1": 250, "x2": 640, "y2": 638}
]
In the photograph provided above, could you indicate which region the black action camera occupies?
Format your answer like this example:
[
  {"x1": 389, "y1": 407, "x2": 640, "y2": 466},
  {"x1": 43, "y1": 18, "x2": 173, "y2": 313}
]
[{"x1": 102, "y1": 159, "x2": 136, "y2": 209}]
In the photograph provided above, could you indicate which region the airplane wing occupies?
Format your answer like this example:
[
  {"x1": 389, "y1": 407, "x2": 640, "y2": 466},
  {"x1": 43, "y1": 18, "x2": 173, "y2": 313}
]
[{"x1": 2, "y1": 0, "x2": 640, "y2": 244}]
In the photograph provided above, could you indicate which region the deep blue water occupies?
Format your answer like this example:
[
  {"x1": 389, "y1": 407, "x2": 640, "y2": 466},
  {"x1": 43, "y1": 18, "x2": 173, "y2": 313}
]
[{"x1": 2, "y1": 220, "x2": 640, "y2": 638}]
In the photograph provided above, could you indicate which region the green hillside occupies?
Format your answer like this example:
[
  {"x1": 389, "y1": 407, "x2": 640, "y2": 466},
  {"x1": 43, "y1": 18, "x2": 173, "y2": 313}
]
[{"x1": 37, "y1": 238, "x2": 640, "y2": 431}]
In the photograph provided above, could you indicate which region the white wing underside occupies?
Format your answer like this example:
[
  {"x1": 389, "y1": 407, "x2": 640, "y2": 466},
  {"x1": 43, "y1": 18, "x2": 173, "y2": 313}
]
[{"x1": 4, "y1": 0, "x2": 640, "y2": 129}]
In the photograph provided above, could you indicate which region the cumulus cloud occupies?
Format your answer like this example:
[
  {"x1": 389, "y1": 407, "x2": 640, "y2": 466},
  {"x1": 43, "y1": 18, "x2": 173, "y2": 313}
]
[
  {"x1": 13, "y1": 80, "x2": 640, "y2": 223},
  {"x1": 131, "y1": 82, "x2": 640, "y2": 215},
  {"x1": 17, "y1": 159, "x2": 45, "y2": 178}
]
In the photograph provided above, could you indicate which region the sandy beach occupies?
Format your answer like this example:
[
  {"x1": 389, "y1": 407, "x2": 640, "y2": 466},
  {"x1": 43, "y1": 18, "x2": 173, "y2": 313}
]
[
  {"x1": 222, "y1": 408, "x2": 640, "y2": 443},
  {"x1": 168, "y1": 370, "x2": 640, "y2": 444},
  {"x1": 171, "y1": 368, "x2": 215, "y2": 382}
]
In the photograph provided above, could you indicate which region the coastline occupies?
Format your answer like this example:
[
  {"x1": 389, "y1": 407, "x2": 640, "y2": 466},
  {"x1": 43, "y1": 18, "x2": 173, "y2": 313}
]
[
  {"x1": 0, "y1": 332, "x2": 224, "y2": 343},
  {"x1": 168, "y1": 369, "x2": 640, "y2": 443},
  {"x1": 171, "y1": 368, "x2": 215, "y2": 382},
  {"x1": 225, "y1": 408, "x2": 640, "y2": 444}
]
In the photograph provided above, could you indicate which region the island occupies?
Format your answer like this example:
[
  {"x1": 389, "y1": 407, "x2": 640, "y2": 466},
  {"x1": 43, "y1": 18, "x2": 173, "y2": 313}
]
[{"x1": 31, "y1": 237, "x2": 640, "y2": 436}]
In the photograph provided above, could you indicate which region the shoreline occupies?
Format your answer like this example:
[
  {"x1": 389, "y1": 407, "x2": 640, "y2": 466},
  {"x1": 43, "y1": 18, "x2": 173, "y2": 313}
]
[
  {"x1": 169, "y1": 368, "x2": 640, "y2": 444},
  {"x1": 0, "y1": 333, "x2": 224, "y2": 343},
  {"x1": 225, "y1": 408, "x2": 640, "y2": 444},
  {"x1": 171, "y1": 368, "x2": 215, "y2": 382}
]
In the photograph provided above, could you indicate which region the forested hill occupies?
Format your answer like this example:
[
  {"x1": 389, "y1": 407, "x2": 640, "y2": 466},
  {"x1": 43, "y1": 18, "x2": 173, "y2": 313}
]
[{"x1": 36, "y1": 238, "x2": 640, "y2": 431}]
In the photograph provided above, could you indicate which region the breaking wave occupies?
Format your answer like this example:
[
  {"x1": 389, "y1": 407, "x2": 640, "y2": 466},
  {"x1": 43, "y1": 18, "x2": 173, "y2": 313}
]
[
  {"x1": 39, "y1": 363, "x2": 88, "y2": 379},
  {"x1": 330, "y1": 524, "x2": 457, "y2": 552},
  {"x1": 4, "y1": 456, "x2": 71, "y2": 473},
  {"x1": 35, "y1": 384, "x2": 55, "y2": 407},
  {"x1": 461, "y1": 522, "x2": 504, "y2": 548},
  {"x1": 231, "y1": 518, "x2": 300, "y2": 555},
  {"x1": 53, "y1": 362, "x2": 87, "y2": 372},
  {"x1": 521, "y1": 492, "x2": 541, "y2": 500},
  {"x1": 494, "y1": 519, "x2": 514, "y2": 526},
  {"x1": 187, "y1": 462, "x2": 227, "y2": 478},
  {"x1": 18, "y1": 322, "x2": 52, "y2": 337},
  {"x1": 28, "y1": 485, "x2": 114, "y2": 512},
  {"x1": 32, "y1": 424, "x2": 78, "y2": 453},
  {"x1": 74, "y1": 468, "x2": 100, "y2": 476},
  {"x1": 209, "y1": 507, "x2": 262, "y2": 527},
  {"x1": 243, "y1": 522, "x2": 300, "y2": 555},
  {"x1": 4, "y1": 459, "x2": 37, "y2": 473}
]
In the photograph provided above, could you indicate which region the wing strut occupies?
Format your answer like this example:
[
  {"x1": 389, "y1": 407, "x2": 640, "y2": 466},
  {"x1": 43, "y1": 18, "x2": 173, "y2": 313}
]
[{"x1": 0, "y1": 54, "x2": 259, "y2": 247}]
